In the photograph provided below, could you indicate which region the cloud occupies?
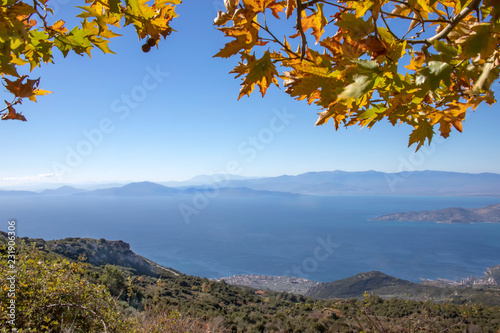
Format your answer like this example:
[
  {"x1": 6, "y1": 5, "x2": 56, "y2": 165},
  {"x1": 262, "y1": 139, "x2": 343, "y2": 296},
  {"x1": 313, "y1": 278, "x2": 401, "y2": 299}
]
[{"x1": 0, "y1": 173, "x2": 57, "y2": 182}]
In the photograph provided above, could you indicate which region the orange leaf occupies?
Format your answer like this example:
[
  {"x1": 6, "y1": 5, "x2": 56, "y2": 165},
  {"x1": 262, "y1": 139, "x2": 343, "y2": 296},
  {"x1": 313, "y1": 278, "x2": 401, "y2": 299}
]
[
  {"x1": 285, "y1": 0, "x2": 295, "y2": 18},
  {"x1": 2, "y1": 101, "x2": 27, "y2": 121},
  {"x1": 3, "y1": 76, "x2": 41, "y2": 99},
  {"x1": 49, "y1": 20, "x2": 68, "y2": 34},
  {"x1": 358, "y1": 36, "x2": 387, "y2": 58},
  {"x1": 243, "y1": 0, "x2": 284, "y2": 17}
]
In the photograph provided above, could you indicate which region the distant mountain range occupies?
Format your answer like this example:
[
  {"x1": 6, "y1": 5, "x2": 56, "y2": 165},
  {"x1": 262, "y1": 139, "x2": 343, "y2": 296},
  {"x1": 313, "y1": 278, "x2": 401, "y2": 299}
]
[
  {"x1": 214, "y1": 170, "x2": 500, "y2": 196},
  {"x1": 374, "y1": 203, "x2": 500, "y2": 223},
  {"x1": 0, "y1": 181, "x2": 299, "y2": 197},
  {"x1": 2, "y1": 170, "x2": 500, "y2": 197}
]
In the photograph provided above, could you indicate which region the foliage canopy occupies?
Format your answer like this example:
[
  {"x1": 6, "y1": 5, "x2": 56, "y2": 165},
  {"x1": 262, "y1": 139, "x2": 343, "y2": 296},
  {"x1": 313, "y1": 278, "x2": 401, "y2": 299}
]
[
  {"x1": 215, "y1": 0, "x2": 500, "y2": 149},
  {"x1": 1, "y1": 0, "x2": 499, "y2": 148},
  {"x1": 0, "y1": 0, "x2": 179, "y2": 120}
]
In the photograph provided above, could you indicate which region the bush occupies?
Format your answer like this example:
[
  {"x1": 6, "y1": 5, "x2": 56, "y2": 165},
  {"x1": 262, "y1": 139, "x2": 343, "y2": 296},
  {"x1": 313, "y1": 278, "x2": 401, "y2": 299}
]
[{"x1": 0, "y1": 243, "x2": 132, "y2": 332}]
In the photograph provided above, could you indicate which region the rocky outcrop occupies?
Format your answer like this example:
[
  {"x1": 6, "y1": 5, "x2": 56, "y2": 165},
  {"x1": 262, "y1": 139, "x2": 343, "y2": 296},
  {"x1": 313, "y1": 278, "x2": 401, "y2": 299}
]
[{"x1": 0, "y1": 231, "x2": 180, "y2": 277}]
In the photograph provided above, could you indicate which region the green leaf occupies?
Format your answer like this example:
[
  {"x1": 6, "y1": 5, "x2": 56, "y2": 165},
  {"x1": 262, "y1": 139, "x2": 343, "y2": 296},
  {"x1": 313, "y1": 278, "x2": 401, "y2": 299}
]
[
  {"x1": 339, "y1": 74, "x2": 375, "y2": 99},
  {"x1": 416, "y1": 61, "x2": 452, "y2": 91},
  {"x1": 460, "y1": 23, "x2": 496, "y2": 59},
  {"x1": 433, "y1": 40, "x2": 458, "y2": 57}
]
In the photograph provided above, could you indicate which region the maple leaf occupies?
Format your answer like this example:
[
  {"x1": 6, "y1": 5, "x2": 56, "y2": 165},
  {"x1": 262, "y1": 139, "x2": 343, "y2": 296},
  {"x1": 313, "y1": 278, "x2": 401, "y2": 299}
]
[
  {"x1": 1, "y1": 101, "x2": 26, "y2": 121},
  {"x1": 48, "y1": 20, "x2": 68, "y2": 34},
  {"x1": 408, "y1": 120, "x2": 434, "y2": 150},
  {"x1": 3, "y1": 76, "x2": 41, "y2": 99},
  {"x1": 358, "y1": 36, "x2": 388, "y2": 59},
  {"x1": 215, "y1": 35, "x2": 252, "y2": 58},
  {"x1": 0, "y1": 0, "x2": 180, "y2": 122},
  {"x1": 315, "y1": 103, "x2": 349, "y2": 128},
  {"x1": 300, "y1": 3, "x2": 327, "y2": 43},
  {"x1": 243, "y1": 0, "x2": 285, "y2": 18},
  {"x1": 231, "y1": 51, "x2": 279, "y2": 99},
  {"x1": 458, "y1": 23, "x2": 497, "y2": 60}
]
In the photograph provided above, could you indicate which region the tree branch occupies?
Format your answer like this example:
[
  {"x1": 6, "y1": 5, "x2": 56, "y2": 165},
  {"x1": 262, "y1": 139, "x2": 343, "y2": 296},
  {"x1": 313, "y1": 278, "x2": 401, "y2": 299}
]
[
  {"x1": 296, "y1": 0, "x2": 308, "y2": 60},
  {"x1": 472, "y1": 53, "x2": 497, "y2": 93},
  {"x1": 303, "y1": 0, "x2": 323, "y2": 7},
  {"x1": 380, "y1": 12, "x2": 401, "y2": 41},
  {"x1": 409, "y1": 0, "x2": 481, "y2": 44}
]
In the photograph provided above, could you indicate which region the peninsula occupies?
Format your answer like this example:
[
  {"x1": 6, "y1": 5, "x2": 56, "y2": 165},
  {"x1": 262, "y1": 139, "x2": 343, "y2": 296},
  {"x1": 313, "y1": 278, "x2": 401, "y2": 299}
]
[{"x1": 374, "y1": 203, "x2": 500, "y2": 224}]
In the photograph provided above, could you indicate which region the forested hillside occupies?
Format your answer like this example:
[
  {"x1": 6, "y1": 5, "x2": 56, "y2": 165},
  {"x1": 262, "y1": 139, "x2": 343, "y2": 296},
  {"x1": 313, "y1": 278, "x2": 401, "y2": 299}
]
[{"x1": 1, "y1": 233, "x2": 500, "y2": 332}]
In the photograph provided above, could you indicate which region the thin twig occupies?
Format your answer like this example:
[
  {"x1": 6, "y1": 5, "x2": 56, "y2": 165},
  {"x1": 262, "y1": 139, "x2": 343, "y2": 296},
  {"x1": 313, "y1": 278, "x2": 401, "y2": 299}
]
[
  {"x1": 296, "y1": 0, "x2": 308, "y2": 60},
  {"x1": 380, "y1": 12, "x2": 401, "y2": 41},
  {"x1": 252, "y1": 21, "x2": 302, "y2": 60},
  {"x1": 32, "y1": 0, "x2": 49, "y2": 30},
  {"x1": 381, "y1": 10, "x2": 451, "y2": 23},
  {"x1": 303, "y1": 0, "x2": 323, "y2": 8},
  {"x1": 0, "y1": 98, "x2": 20, "y2": 115},
  {"x1": 322, "y1": 0, "x2": 351, "y2": 9}
]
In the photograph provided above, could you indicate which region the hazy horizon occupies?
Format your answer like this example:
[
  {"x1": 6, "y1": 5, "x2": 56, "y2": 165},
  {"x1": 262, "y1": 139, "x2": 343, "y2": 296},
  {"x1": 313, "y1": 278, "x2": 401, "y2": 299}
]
[
  {"x1": 0, "y1": 3, "x2": 499, "y2": 189},
  {"x1": 3, "y1": 169, "x2": 500, "y2": 192}
]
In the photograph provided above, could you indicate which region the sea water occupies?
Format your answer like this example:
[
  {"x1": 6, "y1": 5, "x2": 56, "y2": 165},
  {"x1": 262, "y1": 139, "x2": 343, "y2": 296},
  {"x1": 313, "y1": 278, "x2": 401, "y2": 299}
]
[{"x1": 0, "y1": 194, "x2": 499, "y2": 282}]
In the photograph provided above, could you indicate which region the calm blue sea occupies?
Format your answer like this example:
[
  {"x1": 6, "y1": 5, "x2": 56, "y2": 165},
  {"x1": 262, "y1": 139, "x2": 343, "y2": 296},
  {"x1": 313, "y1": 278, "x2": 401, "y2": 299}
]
[{"x1": 1, "y1": 195, "x2": 499, "y2": 283}]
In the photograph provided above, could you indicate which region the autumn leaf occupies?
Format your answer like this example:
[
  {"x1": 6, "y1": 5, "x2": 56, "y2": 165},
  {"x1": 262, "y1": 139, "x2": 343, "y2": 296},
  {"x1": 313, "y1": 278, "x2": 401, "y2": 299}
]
[
  {"x1": 408, "y1": 120, "x2": 434, "y2": 150},
  {"x1": 215, "y1": 35, "x2": 252, "y2": 58},
  {"x1": 48, "y1": 20, "x2": 68, "y2": 34},
  {"x1": 285, "y1": 0, "x2": 295, "y2": 18},
  {"x1": 243, "y1": 0, "x2": 285, "y2": 18},
  {"x1": 232, "y1": 51, "x2": 279, "y2": 99},
  {"x1": 300, "y1": 3, "x2": 327, "y2": 43},
  {"x1": 3, "y1": 76, "x2": 41, "y2": 99},
  {"x1": 1, "y1": 101, "x2": 26, "y2": 121},
  {"x1": 358, "y1": 36, "x2": 388, "y2": 59}
]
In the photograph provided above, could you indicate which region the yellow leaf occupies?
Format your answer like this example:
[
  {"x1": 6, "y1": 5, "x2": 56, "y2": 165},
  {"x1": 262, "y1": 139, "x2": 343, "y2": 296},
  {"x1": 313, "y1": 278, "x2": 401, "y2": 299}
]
[
  {"x1": 215, "y1": 35, "x2": 250, "y2": 58},
  {"x1": 232, "y1": 51, "x2": 279, "y2": 99},
  {"x1": 301, "y1": 3, "x2": 327, "y2": 44}
]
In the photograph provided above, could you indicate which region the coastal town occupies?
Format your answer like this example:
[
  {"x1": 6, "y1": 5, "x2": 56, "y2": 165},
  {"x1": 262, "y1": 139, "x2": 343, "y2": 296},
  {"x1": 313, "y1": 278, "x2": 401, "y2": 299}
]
[{"x1": 212, "y1": 274, "x2": 320, "y2": 294}]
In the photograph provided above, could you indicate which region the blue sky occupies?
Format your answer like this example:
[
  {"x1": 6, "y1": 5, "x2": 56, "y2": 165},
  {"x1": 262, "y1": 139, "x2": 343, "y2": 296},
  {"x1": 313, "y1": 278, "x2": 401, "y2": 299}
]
[{"x1": 1, "y1": 1, "x2": 500, "y2": 187}]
